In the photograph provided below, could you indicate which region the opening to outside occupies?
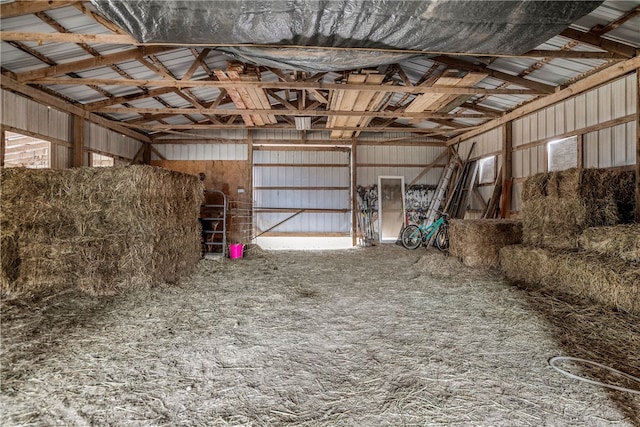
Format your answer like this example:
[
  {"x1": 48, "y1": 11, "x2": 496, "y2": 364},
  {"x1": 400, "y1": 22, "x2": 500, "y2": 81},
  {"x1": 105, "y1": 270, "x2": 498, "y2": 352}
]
[
  {"x1": 548, "y1": 136, "x2": 577, "y2": 172},
  {"x1": 90, "y1": 152, "x2": 115, "y2": 167},
  {"x1": 478, "y1": 155, "x2": 496, "y2": 184},
  {"x1": 3, "y1": 131, "x2": 50, "y2": 168}
]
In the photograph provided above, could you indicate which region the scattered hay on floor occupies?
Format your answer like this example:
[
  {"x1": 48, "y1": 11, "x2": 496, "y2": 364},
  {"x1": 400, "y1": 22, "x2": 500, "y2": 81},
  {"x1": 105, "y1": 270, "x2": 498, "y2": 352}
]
[
  {"x1": 500, "y1": 244, "x2": 640, "y2": 315},
  {"x1": 1, "y1": 166, "x2": 203, "y2": 298},
  {"x1": 578, "y1": 224, "x2": 640, "y2": 262},
  {"x1": 449, "y1": 219, "x2": 522, "y2": 268}
]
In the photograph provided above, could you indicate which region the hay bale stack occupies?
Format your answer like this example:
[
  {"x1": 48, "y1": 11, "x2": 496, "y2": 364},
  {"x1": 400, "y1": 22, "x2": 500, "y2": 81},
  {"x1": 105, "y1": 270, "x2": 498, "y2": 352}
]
[
  {"x1": 578, "y1": 225, "x2": 640, "y2": 262},
  {"x1": 521, "y1": 168, "x2": 632, "y2": 249},
  {"x1": 1, "y1": 166, "x2": 203, "y2": 297},
  {"x1": 500, "y1": 245, "x2": 640, "y2": 315},
  {"x1": 449, "y1": 219, "x2": 522, "y2": 268}
]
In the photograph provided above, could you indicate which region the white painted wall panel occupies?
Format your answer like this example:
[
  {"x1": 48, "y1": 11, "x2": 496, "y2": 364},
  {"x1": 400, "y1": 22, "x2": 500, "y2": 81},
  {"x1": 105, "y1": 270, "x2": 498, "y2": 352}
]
[
  {"x1": 626, "y1": 121, "x2": 636, "y2": 164},
  {"x1": 574, "y1": 93, "x2": 587, "y2": 130},
  {"x1": 154, "y1": 143, "x2": 247, "y2": 160},
  {"x1": 356, "y1": 145, "x2": 446, "y2": 187},
  {"x1": 254, "y1": 149, "x2": 350, "y2": 234},
  {"x1": 1, "y1": 90, "x2": 70, "y2": 143},
  {"x1": 512, "y1": 149, "x2": 522, "y2": 178},
  {"x1": 512, "y1": 182, "x2": 522, "y2": 212},
  {"x1": 564, "y1": 97, "x2": 575, "y2": 133},
  {"x1": 583, "y1": 131, "x2": 599, "y2": 168},
  {"x1": 586, "y1": 90, "x2": 598, "y2": 127},
  {"x1": 598, "y1": 83, "x2": 612, "y2": 123},
  {"x1": 52, "y1": 144, "x2": 70, "y2": 169},
  {"x1": 626, "y1": 74, "x2": 637, "y2": 115}
]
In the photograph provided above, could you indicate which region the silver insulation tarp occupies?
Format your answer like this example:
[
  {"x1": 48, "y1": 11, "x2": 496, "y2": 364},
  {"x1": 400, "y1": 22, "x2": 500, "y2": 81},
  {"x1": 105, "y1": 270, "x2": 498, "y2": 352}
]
[{"x1": 91, "y1": 0, "x2": 602, "y2": 71}]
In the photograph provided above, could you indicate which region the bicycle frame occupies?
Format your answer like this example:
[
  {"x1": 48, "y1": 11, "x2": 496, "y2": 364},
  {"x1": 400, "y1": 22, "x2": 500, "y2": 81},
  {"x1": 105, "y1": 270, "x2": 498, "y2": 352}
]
[{"x1": 416, "y1": 216, "x2": 445, "y2": 242}]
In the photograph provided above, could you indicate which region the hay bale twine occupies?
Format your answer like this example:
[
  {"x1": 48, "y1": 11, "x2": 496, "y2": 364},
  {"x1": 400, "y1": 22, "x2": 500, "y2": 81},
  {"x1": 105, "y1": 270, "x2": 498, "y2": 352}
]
[
  {"x1": 578, "y1": 224, "x2": 640, "y2": 262},
  {"x1": 0, "y1": 165, "x2": 203, "y2": 298},
  {"x1": 449, "y1": 219, "x2": 522, "y2": 268},
  {"x1": 501, "y1": 245, "x2": 640, "y2": 315}
]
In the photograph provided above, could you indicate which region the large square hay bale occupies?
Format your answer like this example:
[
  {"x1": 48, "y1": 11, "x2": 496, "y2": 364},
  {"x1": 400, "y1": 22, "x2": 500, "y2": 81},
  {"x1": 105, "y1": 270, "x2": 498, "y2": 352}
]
[
  {"x1": 1, "y1": 166, "x2": 204, "y2": 297},
  {"x1": 522, "y1": 198, "x2": 618, "y2": 249},
  {"x1": 500, "y1": 245, "x2": 640, "y2": 315},
  {"x1": 520, "y1": 167, "x2": 628, "y2": 249},
  {"x1": 578, "y1": 224, "x2": 640, "y2": 262},
  {"x1": 449, "y1": 219, "x2": 522, "y2": 268}
]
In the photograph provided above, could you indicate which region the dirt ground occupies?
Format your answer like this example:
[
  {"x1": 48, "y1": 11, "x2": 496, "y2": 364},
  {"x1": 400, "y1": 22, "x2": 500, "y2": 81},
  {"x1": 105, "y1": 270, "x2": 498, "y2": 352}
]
[{"x1": 1, "y1": 244, "x2": 639, "y2": 426}]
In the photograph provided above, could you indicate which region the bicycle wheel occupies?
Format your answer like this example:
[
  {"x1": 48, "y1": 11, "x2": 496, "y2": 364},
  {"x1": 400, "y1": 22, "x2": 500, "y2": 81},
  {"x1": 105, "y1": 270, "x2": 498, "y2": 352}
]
[
  {"x1": 434, "y1": 226, "x2": 449, "y2": 251},
  {"x1": 401, "y1": 225, "x2": 422, "y2": 250}
]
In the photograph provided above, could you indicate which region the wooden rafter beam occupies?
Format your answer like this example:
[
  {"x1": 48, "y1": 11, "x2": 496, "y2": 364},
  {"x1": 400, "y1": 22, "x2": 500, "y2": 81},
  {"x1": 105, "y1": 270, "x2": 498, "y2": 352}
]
[
  {"x1": 15, "y1": 46, "x2": 174, "y2": 82},
  {"x1": 182, "y1": 48, "x2": 211, "y2": 80},
  {"x1": 121, "y1": 122, "x2": 457, "y2": 134},
  {"x1": 560, "y1": 28, "x2": 636, "y2": 58},
  {"x1": 26, "y1": 77, "x2": 543, "y2": 95},
  {"x1": 98, "y1": 106, "x2": 488, "y2": 120},
  {"x1": 1, "y1": 31, "x2": 137, "y2": 46},
  {"x1": 0, "y1": 74, "x2": 150, "y2": 142},
  {"x1": 0, "y1": 1, "x2": 76, "y2": 18},
  {"x1": 449, "y1": 56, "x2": 640, "y2": 145},
  {"x1": 83, "y1": 87, "x2": 176, "y2": 111},
  {"x1": 432, "y1": 56, "x2": 556, "y2": 94},
  {"x1": 590, "y1": 6, "x2": 640, "y2": 35},
  {"x1": 521, "y1": 50, "x2": 627, "y2": 59},
  {"x1": 3, "y1": 30, "x2": 634, "y2": 59}
]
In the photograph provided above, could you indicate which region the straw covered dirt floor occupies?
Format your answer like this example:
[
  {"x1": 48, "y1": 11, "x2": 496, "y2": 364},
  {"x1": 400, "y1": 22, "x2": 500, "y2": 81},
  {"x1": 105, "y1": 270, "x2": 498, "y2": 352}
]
[{"x1": 2, "y1": 245, "x2": 639, "y2": 426}]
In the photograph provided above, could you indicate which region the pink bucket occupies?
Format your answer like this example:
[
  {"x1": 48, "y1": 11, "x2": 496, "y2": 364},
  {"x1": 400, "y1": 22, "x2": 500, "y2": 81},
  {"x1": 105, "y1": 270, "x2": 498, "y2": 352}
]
[{"x1": 229, "y1": 243, "x2": 244, "y2": 259}]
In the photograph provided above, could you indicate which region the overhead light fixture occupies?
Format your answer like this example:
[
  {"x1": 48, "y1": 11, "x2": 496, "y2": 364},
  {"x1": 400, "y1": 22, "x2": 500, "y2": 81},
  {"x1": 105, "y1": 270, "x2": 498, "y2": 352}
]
[{"x1": 295, "y1": 116, "x2": 311, "y2": 131}]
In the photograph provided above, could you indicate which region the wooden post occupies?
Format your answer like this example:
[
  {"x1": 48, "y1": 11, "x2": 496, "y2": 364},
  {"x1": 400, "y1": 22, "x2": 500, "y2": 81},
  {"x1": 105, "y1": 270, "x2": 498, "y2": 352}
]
[
  {"x1": 0, "y1": 128, "x2": 5, "y2": 167},
  {"x1": 72, "y1": 115, "x2": 84, "y2": 167},
  {"x1": 635, "y1": 70, "x2": 640, "y2": 222},
  {"x1": 577, "y1": 133, "x2": 584, "y2": 170},
  {"x1": 142, "y1": 142, "x2": 151, "y2": 164},
  {"x1": 501, "y1": 121, "x2": 513, "y2": 218},
  {"x1": 247, "y1": 130, "x2": 254, "y2": 241},
  {"x1": 351, "y1": 138, "x2": 358, "y2": 247}
]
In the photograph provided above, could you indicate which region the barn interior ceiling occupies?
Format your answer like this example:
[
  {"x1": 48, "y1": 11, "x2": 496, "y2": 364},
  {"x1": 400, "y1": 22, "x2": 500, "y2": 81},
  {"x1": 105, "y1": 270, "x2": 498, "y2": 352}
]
[{"x1": 1, "y1": 0, "x2": 639, "y2": 146}]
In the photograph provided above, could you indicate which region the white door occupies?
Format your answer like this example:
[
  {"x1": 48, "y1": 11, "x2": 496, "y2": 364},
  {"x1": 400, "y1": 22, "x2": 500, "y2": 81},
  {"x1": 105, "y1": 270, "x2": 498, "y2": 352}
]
[{"x1": 378, "y1": 176, "x2": 405, "y2": 243}]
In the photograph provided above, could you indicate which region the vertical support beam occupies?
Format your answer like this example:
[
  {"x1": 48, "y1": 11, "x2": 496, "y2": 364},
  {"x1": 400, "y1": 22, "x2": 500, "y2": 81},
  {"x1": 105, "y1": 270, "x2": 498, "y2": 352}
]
[
  {"x1": 72, "y1": 115, "x2": 84, "y2": 167},
  {"x1": 577, "y1": 133, "x2": 584, "y2": 170},
  {"x1": 247, "y1": 130, "x2": 254, "y2": 242},
  {"x1": 501, "y1": 121, "x2": 513, "y2": 218},
  {"x1": 142, "y1": 142, "x2": 151, "y2": 164},
  {"x1": 0, "y1": 128, "x2": 5, "y2": 167},
  {"x1": 635, "y1": 70, "x2": 640, "y2": 222},
  {"x1": 351, "y1": 138, "x2": 358, "y2": 247}
]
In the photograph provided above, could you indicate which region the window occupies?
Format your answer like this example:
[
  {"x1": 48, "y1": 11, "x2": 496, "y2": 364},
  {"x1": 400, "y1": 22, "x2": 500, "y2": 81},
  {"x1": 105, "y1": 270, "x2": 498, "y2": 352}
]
[
  {"x1": 548, "y1": 136, "x2": 577, "y2": 172},
  {"x1": 478, "y1": 155, "x2": 496, "y2": 184},
  {"x1": 90, "y1": 152, "x2": 115, "y2": 167},
  {"x1": 3, "y1": 131, "x2": 50, "y2": 168}
]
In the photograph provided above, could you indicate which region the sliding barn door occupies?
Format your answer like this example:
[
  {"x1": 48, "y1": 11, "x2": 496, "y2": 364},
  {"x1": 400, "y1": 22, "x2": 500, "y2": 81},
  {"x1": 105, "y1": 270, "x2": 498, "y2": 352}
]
[{"x1": 253, "y1": 148, "x2": 351, "y2": 243}]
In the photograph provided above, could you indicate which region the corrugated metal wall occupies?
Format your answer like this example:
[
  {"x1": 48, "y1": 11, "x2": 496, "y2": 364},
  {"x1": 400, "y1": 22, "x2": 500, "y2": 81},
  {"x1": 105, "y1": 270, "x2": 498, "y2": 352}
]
[
  {"x1": 1, "y1": 89, "x2": 69, "y2": 142},
  {"x1": 51, "y1": 144, "x2": 71, "y2": 169},
  {"x1": 86, "y1": 123, "x2": 143, "y2": 161},
  {"x1": 458, "y1": 127, "x2": 502, "y2": 159},
  {"x1": 153, "y1": 143, "x2": 248, "y2": 161},
  {"x1": 253, "y1": 149, "x2": 351, "y2": 234},
  {"x1": 356, "y1": 145, "x2": 446, "y2": 186},
  {"x1": 460, "y1": 72, "x2": 637, "y2": 214}
]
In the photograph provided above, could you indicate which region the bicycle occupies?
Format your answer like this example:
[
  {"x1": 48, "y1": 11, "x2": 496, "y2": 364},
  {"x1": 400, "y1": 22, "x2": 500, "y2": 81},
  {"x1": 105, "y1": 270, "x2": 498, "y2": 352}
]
[{"x1": 401, "y1": 211, "x2": 449, "y2": 251}]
